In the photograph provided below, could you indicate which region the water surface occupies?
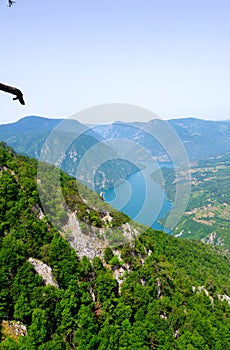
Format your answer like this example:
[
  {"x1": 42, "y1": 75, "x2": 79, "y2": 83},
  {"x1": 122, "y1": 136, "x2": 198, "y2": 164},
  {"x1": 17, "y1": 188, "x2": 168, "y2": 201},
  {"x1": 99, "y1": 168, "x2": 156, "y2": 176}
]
[{"x1": 104, "y1": 163, "x2": 172, "y2": 232}]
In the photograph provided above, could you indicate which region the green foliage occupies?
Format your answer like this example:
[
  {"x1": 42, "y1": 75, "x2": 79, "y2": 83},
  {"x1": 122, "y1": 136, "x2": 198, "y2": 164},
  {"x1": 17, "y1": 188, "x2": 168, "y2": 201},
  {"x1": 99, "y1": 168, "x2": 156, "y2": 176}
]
[
  {"x1": 109, "y1": 255, "x2": 122, "y2": 268},
  {"x1": 103, "y1": 247, "x2": 114, "y2": 263},
  {"x1": 163, "y1": 152, "x2": 230, "y2": 249},
  {"x1": 0, "y1": 144, "x2": 230, "y2": 349},
  {"x1": 92, "y1": 257, "x2": 105, "y2": 272}
]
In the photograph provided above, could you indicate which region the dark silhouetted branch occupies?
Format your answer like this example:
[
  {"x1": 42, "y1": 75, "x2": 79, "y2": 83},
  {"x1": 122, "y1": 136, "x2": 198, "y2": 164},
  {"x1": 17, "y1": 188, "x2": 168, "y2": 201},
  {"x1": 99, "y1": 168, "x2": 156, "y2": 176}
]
[
  {"x1": 0, "y1": 83, "x2": 25, "y2": 105},
  {"x1": 8, "y1": 0, "x2": 16, "y2": 7}
]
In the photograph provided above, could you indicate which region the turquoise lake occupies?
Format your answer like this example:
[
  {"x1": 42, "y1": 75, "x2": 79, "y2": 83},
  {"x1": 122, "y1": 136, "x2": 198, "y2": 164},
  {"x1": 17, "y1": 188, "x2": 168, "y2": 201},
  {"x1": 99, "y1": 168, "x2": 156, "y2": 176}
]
[{"x1": 104, "y1": 163, "x2": 172, "y2": 232}]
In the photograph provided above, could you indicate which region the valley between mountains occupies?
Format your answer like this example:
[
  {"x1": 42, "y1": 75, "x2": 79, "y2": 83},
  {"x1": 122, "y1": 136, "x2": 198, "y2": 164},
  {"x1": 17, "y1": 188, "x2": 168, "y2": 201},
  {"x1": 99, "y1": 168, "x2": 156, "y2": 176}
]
[
  {"x1": 2, "y1": 0, "x2": 230, "y2": 349},
  {"x1": 0, "y1": 142, "x2": 230, "y2": 349}
]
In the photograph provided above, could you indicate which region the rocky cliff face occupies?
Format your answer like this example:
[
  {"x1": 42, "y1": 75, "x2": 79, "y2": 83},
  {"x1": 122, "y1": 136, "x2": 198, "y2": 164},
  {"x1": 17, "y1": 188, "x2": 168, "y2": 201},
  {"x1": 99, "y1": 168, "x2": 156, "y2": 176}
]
[
  {"x1": 28, "y1": 258, "x2": 59, "y2": 288},
  {"x1": 62, "y1": 212, "x2": 140, "y2": 260}
]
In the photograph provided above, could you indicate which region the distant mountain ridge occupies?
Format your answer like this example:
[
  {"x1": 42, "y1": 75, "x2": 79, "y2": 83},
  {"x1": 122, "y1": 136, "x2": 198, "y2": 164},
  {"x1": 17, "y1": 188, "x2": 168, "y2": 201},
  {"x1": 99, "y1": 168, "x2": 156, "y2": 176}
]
[
  {"x1": 0, "y1": 116, "x2": 70, "y2": 158},
  {"x1": 0, "y1": 116, "x2": 138, "y2": 191},
  {"x1": 1, "y1": 116, "x2": 230, "y2": 161},
  {"x1": 94, "y1": 117, "x2": 230, "y2": 160}
]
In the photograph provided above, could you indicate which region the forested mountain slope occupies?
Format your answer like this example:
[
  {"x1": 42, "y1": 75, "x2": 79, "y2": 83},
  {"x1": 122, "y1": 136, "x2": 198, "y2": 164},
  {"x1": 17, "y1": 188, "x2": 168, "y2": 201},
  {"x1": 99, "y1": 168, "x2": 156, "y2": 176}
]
[
  {"x1": 161, "y1": 152, "x2": 230, "y2": 250},
  {"x1": 0, "y1": 116, "x2": 62, "y2": 158},
  {"x1": 0, "y1": 116, "x2": 137, "y2": 192},
  {"x1": 0, "y1": 144, "x2": 230, "y2": 350}
]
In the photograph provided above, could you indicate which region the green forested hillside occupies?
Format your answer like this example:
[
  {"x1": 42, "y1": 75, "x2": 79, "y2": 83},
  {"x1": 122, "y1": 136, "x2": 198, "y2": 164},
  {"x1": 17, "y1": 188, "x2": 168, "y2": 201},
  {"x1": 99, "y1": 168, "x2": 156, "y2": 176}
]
[
  {"x1": 0, "y1": 143, "x2": 230, "y2": 350},
  {"x1": 162, "y1": 153, "x2": 230, "y2": 250}
]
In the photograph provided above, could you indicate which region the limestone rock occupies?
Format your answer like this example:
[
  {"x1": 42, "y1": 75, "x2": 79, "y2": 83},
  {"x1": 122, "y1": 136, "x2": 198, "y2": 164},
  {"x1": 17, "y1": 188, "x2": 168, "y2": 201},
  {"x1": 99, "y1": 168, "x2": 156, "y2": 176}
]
[{"x1": 28, "y1": 257, "x2": 58, "y2": 287}]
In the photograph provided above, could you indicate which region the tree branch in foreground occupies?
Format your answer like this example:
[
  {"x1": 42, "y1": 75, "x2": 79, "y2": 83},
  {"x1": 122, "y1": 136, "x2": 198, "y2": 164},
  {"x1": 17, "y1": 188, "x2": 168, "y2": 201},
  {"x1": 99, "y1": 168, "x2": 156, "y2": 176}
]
[
  {"x1": 8, "y1": 0, "x2": 16, "y2": 7},
  {"x1": 0, "y1": 83, "x2": 25, "y2": 105}
]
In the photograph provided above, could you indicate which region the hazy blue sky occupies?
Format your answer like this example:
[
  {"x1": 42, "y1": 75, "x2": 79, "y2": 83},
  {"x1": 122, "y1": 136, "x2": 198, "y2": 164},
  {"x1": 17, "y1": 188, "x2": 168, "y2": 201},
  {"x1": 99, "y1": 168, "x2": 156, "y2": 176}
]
[{"x1": 0, "y1": 0, "x2": 230, "y2": 123}]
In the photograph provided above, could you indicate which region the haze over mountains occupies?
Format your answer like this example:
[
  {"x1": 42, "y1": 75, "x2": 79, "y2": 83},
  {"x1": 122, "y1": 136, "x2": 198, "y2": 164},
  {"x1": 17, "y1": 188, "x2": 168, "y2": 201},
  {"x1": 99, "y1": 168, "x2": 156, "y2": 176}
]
[
  {"x1": 94, "y1": 117, "x2": 230, "y2": 161},
  {"x1": 0, "y1": 116, "x2": 138, "y2": 192},
  {"x1": 1, "y1": 116, "x2": 230, "y2": 162}
]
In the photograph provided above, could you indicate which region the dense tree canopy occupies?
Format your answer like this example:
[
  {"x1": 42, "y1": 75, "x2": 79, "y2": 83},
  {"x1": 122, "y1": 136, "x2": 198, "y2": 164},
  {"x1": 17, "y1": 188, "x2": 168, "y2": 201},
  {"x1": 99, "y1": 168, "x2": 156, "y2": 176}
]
[{"x1": 0, "y1": 143, "x2": 230, "y2": 349}]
